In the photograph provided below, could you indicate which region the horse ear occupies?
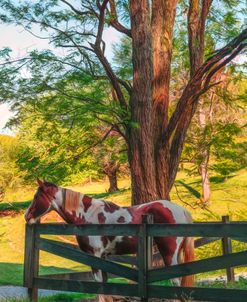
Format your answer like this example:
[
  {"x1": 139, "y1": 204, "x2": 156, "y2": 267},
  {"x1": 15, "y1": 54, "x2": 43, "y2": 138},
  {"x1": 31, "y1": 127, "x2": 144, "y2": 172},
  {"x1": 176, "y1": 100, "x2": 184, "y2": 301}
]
[{"x1": 37, "y1": 178, "x2": 44, "y2": 187}]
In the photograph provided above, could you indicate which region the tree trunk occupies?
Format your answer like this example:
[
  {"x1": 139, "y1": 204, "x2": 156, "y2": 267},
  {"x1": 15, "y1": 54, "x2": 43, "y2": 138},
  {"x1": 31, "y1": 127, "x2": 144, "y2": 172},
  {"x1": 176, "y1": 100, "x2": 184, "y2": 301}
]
[
  {"x1": 199, "y1": 151, "x2": 211, "y2": 203},
  {"x1": 127, "y1": 0, "x2": 241, "y2": 205},
  {"x1": 188, "y1": 0, "x2": 212, "y2": 203},
  {"x1": 94, "y1": 0, "x2": 244, "y2": 206},
  {"x1": 103, "y1": 161, "x2": 120, "y2": 193},
  {"x1": 107, "y1": 170, "x2": 119, "y2": 193},
  {"x1": 198, "y1": 102, "x2": 211, "y2": 203},
  {"x1": 129, "y1": 0, "x2": 158, "y2": 204},
  {"x1": 152, "y1": 0, "x2": 178, "y2": 199}
]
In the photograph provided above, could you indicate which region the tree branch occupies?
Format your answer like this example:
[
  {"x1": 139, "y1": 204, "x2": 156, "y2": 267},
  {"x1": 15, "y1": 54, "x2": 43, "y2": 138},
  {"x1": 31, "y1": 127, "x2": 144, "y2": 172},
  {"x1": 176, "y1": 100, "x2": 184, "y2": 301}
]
[
  {"x1": 95, "y1": 0, "x2": 109, "y2": 49},
  {"x1": 108, "y1": 0, "x2": 131, "y2": 37},
  {"x1": 73, "y1": 125, "x2": 115, "y2": 160},
  {"x1": 60, "y1": 0, "x2": 91, "y2": 17},
  {"x1": 166, "y1": 28, "x2": 247, "y2": 189},
  {"x1": 166, "y1": 28, "x2": 247, "y2": 142}
]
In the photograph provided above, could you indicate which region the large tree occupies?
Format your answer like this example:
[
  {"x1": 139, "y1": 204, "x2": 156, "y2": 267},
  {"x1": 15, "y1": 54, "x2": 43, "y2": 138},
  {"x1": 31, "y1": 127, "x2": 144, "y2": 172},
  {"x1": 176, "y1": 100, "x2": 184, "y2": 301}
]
[{"x1": 0, "y1": 0, "x2": 246, "y2": 204}]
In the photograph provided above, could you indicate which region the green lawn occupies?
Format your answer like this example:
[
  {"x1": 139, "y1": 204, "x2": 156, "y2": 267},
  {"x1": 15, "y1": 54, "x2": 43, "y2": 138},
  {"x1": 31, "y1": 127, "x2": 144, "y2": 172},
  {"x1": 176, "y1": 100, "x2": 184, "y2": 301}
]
[
  {"x1": 0, "y1": 293, "x2": 93, "y2": 302},
  {"x1": 0, "y1": 170, "x2": 247, "y2": 288}
]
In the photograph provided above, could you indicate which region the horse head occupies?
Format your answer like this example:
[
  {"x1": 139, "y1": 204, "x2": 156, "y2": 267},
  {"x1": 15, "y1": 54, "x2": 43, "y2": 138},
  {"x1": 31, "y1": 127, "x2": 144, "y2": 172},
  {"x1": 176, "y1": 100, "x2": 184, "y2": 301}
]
[{"x1": 25, "y1": 179, "x2": 63, "y2": 224}]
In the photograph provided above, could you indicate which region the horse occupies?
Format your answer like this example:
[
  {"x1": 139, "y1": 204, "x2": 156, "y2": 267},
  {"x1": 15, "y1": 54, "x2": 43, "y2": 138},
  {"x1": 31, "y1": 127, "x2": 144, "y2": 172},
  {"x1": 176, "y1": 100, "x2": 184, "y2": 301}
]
[{"x1": 25, "y1": 179, "x2": 194, "y2": 302}]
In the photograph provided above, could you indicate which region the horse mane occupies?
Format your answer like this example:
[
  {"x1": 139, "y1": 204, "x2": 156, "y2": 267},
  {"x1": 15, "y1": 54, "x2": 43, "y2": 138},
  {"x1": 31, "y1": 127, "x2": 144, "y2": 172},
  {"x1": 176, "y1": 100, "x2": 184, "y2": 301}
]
[{"x1": 64, "y1": 189, "x2": 81, "y2": 212}]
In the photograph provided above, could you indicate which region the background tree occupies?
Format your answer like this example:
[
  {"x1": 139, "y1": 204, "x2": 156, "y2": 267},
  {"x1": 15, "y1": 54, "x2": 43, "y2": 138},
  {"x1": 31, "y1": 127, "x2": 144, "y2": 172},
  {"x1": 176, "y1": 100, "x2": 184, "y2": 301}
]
[
  {"x1": 0, "y1": 0, "x2": 246, "y2": 204},
  {"x1": 13, "y1": 85, "x2": 127, "y2": 191},
  {"x1": 182, "y1": 73, "x2": 247, "y2": 203},
  {"x1": 0, "y1": 134, "x2": 23, "y2": 200}
]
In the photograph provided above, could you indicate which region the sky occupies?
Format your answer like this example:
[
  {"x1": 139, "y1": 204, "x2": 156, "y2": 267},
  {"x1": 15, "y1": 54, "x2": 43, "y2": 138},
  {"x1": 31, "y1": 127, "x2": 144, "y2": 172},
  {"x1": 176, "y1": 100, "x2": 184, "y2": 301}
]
[
  {"x1": 0, "y1": 24, "x2": 50, "y2": 134},
  {"x1": 0, "y1": 23, "x2": 120, "y2": 135},
  {"x1": 0, "y1": 24, "x2": 42, "y2": 133}
]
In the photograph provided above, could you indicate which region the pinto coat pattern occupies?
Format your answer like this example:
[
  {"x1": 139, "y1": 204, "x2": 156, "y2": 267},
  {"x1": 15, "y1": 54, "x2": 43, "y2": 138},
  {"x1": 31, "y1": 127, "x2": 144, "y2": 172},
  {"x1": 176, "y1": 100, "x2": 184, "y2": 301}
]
[{"x1": 25, "y1": 180, "x2": 194, "y2": 294}]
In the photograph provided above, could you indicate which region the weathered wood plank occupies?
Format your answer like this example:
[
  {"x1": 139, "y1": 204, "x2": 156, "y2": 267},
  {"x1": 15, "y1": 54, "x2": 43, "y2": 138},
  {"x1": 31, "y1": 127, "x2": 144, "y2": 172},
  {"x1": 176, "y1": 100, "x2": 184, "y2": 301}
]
[
  {"x1": 148, "y1": 250, "x2": 247, "y2": 282},
  {"x1": 36, "y1": 222, "x2": 247, "y2": 237},
  {"x1": 36, "y1": 223, "x2": 139, "y2": 236},
  {"x1": 138, "y1": 219, "x2": 146, "y2": 300},
  {"x1": 23, "y1": 224, "x2": 39, "y2": 302},
  {"x1": 232, "y1": 237, "x2": 247, "y2": 243},
  {"x1": 195, "y1": 237, "x2": 220, "y2": 248},
  {"x1": 148, "y1": 223, "x2": 247, "y2": 237},
  {"x1": 35, "y1": 277, "x2": 138, "y2": 297},
  {"x1": 107, "y1": 254, "x2": 138, "y2": 266},
  {"x1": 40, "y1": 271, "x2": 94, "y2": 281},
  {"x1": 38, "y1": 239, "x2": 139, "y2": 266},
  {"x1": 37, "y1": 238, "x2": 138, "y2": 282},
  {"x1": 107, "y1": 236, "x2": 221, "y2": 265},
  {"x1": 35, "y1": 277, "x2": 247, "y2": 301},
  {"x1": 138, "y1": 215, "x2": 153, "y2": 301},
  {"x1": 221, "y1": 215, "x2": 235, "y2": 282},
  {"x1": 40, "y1": 271, "x2": 121, "y2": 280},
  {"x1": 148, "y1": 285, "x2": 247, "y2": 301}
]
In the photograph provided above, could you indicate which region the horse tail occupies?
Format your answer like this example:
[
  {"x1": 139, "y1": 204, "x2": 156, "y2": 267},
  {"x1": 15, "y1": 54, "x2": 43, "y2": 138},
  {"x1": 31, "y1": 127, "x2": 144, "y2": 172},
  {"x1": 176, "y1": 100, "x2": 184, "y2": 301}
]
[{"x1": 180, "y1": 236, "x2": 194, "y2": 287}]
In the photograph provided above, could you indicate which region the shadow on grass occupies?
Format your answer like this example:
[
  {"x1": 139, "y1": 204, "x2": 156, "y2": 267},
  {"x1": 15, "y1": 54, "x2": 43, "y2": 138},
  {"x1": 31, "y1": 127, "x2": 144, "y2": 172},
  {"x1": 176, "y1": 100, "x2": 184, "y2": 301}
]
[
  {"x1": 176, "y1": 180, "x2": 201, "y2": 199},
  {"x1": 0, "y1": 262, "x2": 83, "y2": 286},
  {"x1": 0, "y1": 201, "x2": 31, "y2": 213},
  {"x1": 209, "y1": 175, "x2": 234, "y2": 183},
  {"x1": 92, "y1": 188, "x2": 130, "y2": 200},
  {"x1": 0, "y1": 262, "x2": 94, "y2": 300}
]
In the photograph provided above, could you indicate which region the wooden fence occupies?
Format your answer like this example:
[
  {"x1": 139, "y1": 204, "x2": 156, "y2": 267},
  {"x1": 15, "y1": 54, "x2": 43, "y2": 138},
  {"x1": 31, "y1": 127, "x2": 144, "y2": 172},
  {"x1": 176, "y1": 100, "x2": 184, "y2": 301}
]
[{"x1": 24, "y1": 217, "x2": 247, "y2": 302}]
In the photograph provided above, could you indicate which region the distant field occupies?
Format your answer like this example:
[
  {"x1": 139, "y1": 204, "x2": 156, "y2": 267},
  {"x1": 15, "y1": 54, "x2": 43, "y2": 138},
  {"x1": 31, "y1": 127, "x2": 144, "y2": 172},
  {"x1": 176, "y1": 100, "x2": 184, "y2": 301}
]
[{"x1": 0, "y1": 170, "x2": 247, "y2": 287}]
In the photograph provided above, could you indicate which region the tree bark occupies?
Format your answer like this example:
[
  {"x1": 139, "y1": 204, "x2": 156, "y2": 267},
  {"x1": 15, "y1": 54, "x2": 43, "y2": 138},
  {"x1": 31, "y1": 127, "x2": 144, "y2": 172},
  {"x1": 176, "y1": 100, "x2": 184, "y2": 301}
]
[
  {"x1": 151, "y1": 0, "x2": 178, "y2": 199},
  {"x1": 127, "y1": 0, "x2": 245, "y2": 204},
  {"x1": 107, "y1": 171, "x2": 119, "y2": 193},
  {"x1": 198, "y1": 101, "x2": 211, "y2": 203},
  {"x1": 188, "y1": 0, "x2": 213, "y2": 202},
  {"x1": 199, "y1": 150, "x2": 211, "y2": 203},
  {"x1": 103, "y1": 161, "x2": 120, "y2": 193},
  {"x1": 129, "y1": 0, "x2": 158, "y2": 204}
]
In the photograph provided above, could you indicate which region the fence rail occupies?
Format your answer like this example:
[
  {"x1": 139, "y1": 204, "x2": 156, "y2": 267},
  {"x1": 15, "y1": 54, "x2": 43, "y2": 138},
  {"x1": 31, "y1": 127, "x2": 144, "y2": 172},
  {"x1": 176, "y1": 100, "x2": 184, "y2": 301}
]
[{"x1": 24, "y1": 216, "x2": 247, "y2": 302}]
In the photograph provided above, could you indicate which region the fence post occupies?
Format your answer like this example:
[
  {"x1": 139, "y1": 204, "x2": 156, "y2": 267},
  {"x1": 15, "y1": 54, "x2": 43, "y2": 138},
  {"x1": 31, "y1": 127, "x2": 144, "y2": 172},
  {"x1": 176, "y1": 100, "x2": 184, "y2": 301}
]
[
  {"x1": 221, "y1": 215, "x2": 235, "y2": 283},
  {"x1": 23, "y1": 223, "x2": 40, "y2": 302},
  {"x1": 138, "y1": 214, "x2": 153, "y2": 302}
]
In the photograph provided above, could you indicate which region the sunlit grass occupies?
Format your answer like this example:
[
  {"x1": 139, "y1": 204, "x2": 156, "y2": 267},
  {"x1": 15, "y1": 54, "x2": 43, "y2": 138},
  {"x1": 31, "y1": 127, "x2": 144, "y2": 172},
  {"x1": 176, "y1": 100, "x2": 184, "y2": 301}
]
[
  {"x1": 0, "y1": 170, "x2": 247, "y2": 287},
  {"x1": 0, "y1": 293, "x2": 94, "y2": 302}
]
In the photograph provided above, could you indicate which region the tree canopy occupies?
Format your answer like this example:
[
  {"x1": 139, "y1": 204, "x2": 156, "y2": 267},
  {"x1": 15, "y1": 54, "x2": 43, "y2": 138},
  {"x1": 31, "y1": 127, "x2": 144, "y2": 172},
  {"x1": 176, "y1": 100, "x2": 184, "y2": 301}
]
[{"x1": 0, "y1": 0, "x2": 246, "y2": 204}]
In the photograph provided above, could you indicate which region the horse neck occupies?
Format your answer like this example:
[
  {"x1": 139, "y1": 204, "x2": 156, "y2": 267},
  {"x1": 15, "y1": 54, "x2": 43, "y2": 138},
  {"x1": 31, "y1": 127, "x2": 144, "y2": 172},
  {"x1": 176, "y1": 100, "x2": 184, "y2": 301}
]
[{"x1": 55, "y1": 188, "x2": 92, "y2": 224}]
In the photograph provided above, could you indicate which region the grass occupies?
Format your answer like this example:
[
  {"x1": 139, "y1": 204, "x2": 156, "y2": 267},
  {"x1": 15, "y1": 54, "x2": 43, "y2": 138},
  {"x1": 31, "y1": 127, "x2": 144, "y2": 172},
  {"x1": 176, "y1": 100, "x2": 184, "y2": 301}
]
[
  {"x1": 0, "y1": 293, "x2": 94, "y2": 302},
  {"x1": 0, "y1": 201, "x2": 30, "y2": 213},
  {"x1": 0, "y1": 170, "x2": 247, "y2": 292},
  {"x1": 197, "y1": 276, "x2": 247, "y2": 289}
]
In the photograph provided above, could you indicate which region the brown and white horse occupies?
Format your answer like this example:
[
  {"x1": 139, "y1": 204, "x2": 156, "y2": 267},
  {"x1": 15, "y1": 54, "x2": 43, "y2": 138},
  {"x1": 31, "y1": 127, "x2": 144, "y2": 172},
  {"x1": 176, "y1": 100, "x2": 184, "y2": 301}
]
[{"x1": 25, "y1": 180, "x2": 194, "y2": 301}]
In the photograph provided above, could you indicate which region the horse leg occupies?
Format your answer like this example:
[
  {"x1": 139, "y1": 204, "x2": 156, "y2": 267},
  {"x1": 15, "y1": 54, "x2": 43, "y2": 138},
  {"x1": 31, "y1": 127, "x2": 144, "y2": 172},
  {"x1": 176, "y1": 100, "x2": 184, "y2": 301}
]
[
  {"x1": 179, "y1": 237, "x2": 194, "y2": 287},
  {"x1": 92, "y1": 250, "x2": 113, "y2": 302},
  {"x1": 156, "y1": 237, "x2": 194, "y2": 302},
  {"x1": 92, "y1": 268, "x2": 114, "y2": 302},
  {"x1": 155, "y1": 236, "x2": 184, "y2": 286}
]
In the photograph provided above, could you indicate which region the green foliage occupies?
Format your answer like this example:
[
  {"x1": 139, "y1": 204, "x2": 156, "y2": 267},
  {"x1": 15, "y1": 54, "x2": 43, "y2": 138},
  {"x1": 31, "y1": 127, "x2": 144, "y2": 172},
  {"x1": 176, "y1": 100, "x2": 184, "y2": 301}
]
[
  {"x1": 112, "y1": 36, "x2": 132, "y2": 80},
  {"x1": 0, "y1": 135, "x2": 24, "y2": 198},
  {"x1": 14, "y1": 74, "x2": 128, "y2": 185},
  {"x1": 0, "y1": 0, "x2": 246, "y2": 201},
  {"x1": 182, "y1": 76, "x2": 247, "y2": 179},
  {"x1": 16, "y1": 114, "x2": 99, "y2": 185}
]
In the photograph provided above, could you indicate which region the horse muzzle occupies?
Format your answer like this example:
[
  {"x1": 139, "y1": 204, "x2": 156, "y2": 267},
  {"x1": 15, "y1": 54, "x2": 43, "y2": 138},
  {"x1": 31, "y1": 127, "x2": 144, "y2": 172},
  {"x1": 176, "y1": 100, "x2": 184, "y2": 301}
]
[
  {"x1": 25, "y1": 211, "x2": 36, "y2": 224},
  {"x1": 27, "y1": 218, "x2": 36, "y2": 224}
]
